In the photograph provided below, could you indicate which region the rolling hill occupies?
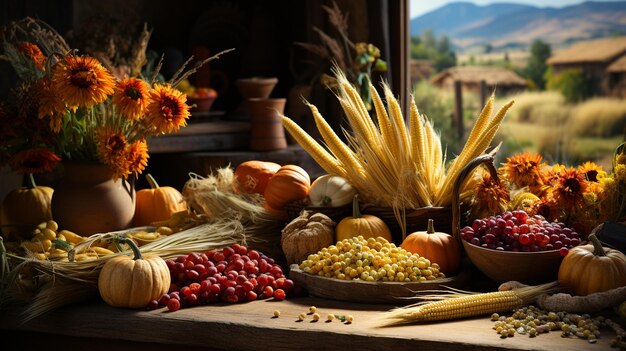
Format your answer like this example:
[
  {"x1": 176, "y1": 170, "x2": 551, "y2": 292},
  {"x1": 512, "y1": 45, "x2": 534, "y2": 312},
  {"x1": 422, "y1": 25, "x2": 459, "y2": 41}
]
[{"x1": 410, "y1": 1, "x2": 626, "y2": 50}]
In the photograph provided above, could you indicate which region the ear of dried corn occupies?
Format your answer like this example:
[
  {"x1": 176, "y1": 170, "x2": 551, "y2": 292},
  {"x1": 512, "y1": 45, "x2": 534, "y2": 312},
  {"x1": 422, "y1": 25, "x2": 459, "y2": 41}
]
[
  {"x1": 280, "y1": 67, "x2": 514, "y2": 232},
  {"x1": 378, "y1": 281, "x2": 559, "y2": 326}
]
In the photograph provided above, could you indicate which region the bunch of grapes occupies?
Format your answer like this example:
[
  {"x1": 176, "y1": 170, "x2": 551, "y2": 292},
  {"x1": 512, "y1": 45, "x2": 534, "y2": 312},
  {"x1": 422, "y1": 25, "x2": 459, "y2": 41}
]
[
  {"x1": 460, "y1": 210, "x2": 582, "y2": 256},
  {"x1": 147, "y1": 244, "x2": 296, "y2": 311}
]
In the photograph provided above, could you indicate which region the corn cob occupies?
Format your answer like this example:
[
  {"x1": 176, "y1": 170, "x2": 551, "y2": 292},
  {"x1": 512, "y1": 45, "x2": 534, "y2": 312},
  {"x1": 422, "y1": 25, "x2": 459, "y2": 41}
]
[{"x1": 379, "y1": 281, "x2": 559, "y2": 326}]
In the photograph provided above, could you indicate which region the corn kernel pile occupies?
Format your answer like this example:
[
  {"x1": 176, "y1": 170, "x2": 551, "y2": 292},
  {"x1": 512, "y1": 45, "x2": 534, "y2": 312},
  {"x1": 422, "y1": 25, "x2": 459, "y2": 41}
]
[{"x1": 299, "y1": 236, "x2": 445, "y2": 282}]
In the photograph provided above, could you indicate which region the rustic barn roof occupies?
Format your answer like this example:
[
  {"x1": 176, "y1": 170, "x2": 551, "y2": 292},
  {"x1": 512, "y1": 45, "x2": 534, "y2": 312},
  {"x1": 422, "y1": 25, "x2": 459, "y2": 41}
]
[
  {"x1": 547, "y1": 36, "x2": 626, "y2": 65},
  {"x1": 608, "y1": 55, "x2": 626, "y2": 73},
  {"x1": 430, "y1": 66, "x2": 527, "y2": 87}
]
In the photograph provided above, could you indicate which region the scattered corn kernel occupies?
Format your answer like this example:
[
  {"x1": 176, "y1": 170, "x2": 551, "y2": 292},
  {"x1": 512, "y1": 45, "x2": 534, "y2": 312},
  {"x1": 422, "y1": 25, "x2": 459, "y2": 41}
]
[
  {"x1": 273, "y1": 310, "x2": 280, "y2": 318},
  {"x1": 312, "y1": 313, "x2": 320, "y2": 321},
  {"x1": 309, "y1": 306, "x2": 317, "y2": 314},
  {"x1": 346, "y1": 315, "x2": 354, "y2": 324},
  {"x1": 327, "y1": 314, "x2": 335, "y2": 321},
  {"x1": 298, "y1": 313, "x2": 306, "y2": 321}
]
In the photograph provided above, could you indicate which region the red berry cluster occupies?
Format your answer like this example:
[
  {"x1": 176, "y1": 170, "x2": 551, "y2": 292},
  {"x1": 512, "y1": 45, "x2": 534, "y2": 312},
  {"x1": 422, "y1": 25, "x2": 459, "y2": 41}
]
[
  {"x1": 147, "y1": 244, "x2": 295, "y2": 311},
  {"x1": 460, "y1": 210, "x2": 581, "y2": 256}
]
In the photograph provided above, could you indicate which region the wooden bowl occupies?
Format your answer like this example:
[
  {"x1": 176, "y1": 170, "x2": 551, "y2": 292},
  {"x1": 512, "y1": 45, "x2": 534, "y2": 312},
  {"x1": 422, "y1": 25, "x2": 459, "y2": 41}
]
[
  {"x1": 289, "y1": 264, "x2": 471, "y2": 304},
  {"x1": 461, "y1": 240, "x2": 564, "y2": 285}
]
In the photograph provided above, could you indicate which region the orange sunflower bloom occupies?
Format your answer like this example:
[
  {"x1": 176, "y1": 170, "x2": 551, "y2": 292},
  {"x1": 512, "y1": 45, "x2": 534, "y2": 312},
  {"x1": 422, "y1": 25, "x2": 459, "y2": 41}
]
[
  {"x1": 9, "y1": 148, "x2": 60, "y2": 174},
  {"x1": 548, "y1": 167, "x2": 588, "y2": 211},
  {"x1": 96, "y1": 127, "x2": 128, "y2": 164},
  {"x1": 578, "y1": 161, "x2": 606, "y2": 182},
  {"x1": 145, "y1": 83, "x2": 190, "y2": 134},
  {"x1": 112, "y1": 77, "x2": 150, "y2": 121},
  {"x1": 51, "y1": 54, "x2": 115, "y2": 109},
  {"x1": 17, "y1": 41, "x2": 47, "y2": 70},
  {"x1": 37, "y1": 77, "x2": 67, "y2": 132},
  {"x1": 499, "y1": 152, "x2": 546, "y2": 189},
  {"x1": 125, "y1": 139, "x2": 149, "y2": 177},
  {"x1": 471, "y1": 170, "x2": 510, "y2": 218}
]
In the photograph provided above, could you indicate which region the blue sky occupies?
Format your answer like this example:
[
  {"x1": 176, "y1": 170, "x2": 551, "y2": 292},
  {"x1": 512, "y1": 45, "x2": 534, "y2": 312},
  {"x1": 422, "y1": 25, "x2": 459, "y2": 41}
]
[{"x1": 410, "y1": 0, "x2": 625, "y2": 18}]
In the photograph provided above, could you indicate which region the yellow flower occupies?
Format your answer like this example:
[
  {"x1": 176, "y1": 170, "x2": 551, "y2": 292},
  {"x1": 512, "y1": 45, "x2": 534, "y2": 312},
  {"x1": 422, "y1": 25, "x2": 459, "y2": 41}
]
[
  {"x1": 51, "y1": 54, "x2": 116, "y2": 109},
  {"x1": 125, "y1": 139, "x2": 149, "y2": 178},
  {"x1": 145, "y1": 83, "x2": 190, "y2": 134},
  {"x1": 470, "y1": 170, "x2": 510, "y2": 218},
  {"x1": 96, "y1": 127, "x2": 127, "y2": 165},
  {"x1": 615, "y1": 164, "x2": 626, "y2": 182},
  {"x1": 577, "y1": 161, "x2": 606, "y2": 182},
  {"x1": 500, "y1": 152, "x2": 546, "y2": 189},
  {"x1": 36, "y1": 77, "x2": 67, "y2": 132},
  {"x1": 112, "y1": 77, "x2": 150, "y2": 121},
  {"x1": 9, "y1": 148, "x2": 60, "y2": 174}
]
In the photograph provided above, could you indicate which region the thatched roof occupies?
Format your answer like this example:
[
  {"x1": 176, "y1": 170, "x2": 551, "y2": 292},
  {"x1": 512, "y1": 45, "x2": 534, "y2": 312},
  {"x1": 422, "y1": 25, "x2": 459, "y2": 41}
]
[
  {"x1": 608, "y1": 55, "x2": 626, "y2": 73},
  {"x1": 430, "y1": 66, "x2": 527, "y2": 87},
  {"x1": 547, "y1": 37, "x2": 626, "y2": 65}
]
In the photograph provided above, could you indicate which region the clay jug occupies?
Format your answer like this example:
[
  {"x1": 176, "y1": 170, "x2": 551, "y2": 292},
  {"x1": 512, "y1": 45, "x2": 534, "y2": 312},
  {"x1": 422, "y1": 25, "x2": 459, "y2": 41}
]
[
  {"x1": 246, "y1": 98, "x2": 288, "y2": 151},
  {"x1": 51, "y1": 162, "x2": 136, "y2": 235}
]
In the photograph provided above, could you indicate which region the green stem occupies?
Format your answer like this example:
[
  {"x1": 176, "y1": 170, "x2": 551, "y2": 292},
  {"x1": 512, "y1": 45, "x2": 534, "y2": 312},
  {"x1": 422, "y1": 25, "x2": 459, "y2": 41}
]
[
  {"x1": 117, "y1": 236, "x2": 143, "y2": 260},
  {"x1": 146, "y1": 173, "x2": 159, "y2": 189},
  {"x1": 25, "y1": 173, "x2": 37, "y2": 189},
  {"x1": 588, "y1": 234, "x2": 606, "y2": 257}
]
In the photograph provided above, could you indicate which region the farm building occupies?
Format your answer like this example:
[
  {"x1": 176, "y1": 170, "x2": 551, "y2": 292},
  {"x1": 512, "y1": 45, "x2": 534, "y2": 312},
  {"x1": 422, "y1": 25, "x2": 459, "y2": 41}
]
[
  {"x1": 547, "y1": 36, "x2": 626, "y2": 98},
  {"x1": 429, "y1": 66, "x2": 527, "y2": 95}
]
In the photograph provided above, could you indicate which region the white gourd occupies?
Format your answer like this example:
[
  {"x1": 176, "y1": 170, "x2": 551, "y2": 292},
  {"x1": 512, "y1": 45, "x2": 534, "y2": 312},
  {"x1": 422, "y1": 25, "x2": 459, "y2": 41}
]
[{"x1": 308, "y1": 174, "x2": 357, "y2": 207}]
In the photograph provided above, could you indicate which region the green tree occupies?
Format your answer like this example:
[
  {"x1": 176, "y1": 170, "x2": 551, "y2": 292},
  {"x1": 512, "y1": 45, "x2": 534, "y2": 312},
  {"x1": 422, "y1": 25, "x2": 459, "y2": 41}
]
[
  {"x1": 524, "y1": 40, "x2": 551, "y2": 90},
  {"x1": 546, "y1": 67, "x2": 592, "y2": 102},
  {"x1": 409, "y1": 31, "x2": 456, "y2": 73}
]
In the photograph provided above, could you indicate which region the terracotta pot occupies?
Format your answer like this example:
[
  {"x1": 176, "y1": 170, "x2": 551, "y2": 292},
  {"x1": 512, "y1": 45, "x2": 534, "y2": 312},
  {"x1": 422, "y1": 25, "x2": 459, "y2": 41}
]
[
  {"x1": 235, "y1": 77, "x2": 278, "y2": 100},
  {"x1": 51, "y1": 162, "x2": 136, "y2": 235},
  {"x1": 247, "y1": 98, "x2": 287, "y2": 151}
]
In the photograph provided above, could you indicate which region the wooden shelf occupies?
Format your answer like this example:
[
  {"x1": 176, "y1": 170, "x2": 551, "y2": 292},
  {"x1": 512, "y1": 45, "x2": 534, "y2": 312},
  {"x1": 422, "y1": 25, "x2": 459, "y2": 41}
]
[{"x1": 147, "y1": 120, "x2": 251, "y2": 154}]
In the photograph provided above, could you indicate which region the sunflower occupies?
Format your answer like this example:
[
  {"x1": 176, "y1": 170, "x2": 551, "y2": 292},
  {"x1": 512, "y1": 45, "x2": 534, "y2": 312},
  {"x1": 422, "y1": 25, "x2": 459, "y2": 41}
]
[
  {"x1": 548, "y1": 167, "x2": 588, "y2": 211},
  {"x1": 9, "y1": 148, "x2": 60, "y2": 173},
  {"x1": 37, "y1": 77, "x2": 67, "y2": 132},
  {"x1": 125, "y1": 139, "x2": 149, "y2": 177},
  {"x1": 499, "y1": 152, "x2": 546, "y2": 189},
  {"x1": 112, "y1": 77, "x2": 150, "y2": 121},
  {"x1": 51, "y1": 54, "x2": 116, "y2": 109},
  {"x1": 17, "y1": 41, "x2": 46, "y2": 70},
  {"x1": 96, "y1": 127, "x2": 128, "y2": 165},
  {"x1": 470, "y1": 170, "x2": 510, "y2": 218},
  {"x1": 145, "y1": 83, "x2": 190, "y2": 134},
  {"x1": 577, "y1": 161, "x2": 606, "y2": 182}
]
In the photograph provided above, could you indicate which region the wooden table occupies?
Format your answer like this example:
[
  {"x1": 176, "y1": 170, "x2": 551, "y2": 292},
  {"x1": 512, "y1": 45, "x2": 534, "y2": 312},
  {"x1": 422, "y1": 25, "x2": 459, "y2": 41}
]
[{"x1": 0, "y1": 294, "x2": 620, "y2": 351}]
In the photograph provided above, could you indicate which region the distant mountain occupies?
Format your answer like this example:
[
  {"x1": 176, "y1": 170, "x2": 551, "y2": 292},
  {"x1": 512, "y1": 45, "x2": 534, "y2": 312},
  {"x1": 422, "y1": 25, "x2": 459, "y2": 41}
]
[{"x1": 410, "y1": 1, "x2": 626, "y2": 50}]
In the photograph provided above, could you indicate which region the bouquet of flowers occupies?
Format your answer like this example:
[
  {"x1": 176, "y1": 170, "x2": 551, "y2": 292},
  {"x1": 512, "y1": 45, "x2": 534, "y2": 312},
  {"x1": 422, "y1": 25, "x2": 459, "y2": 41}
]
[{"x1": 0, "y1": 17, "x2": 231, "y2": 180}]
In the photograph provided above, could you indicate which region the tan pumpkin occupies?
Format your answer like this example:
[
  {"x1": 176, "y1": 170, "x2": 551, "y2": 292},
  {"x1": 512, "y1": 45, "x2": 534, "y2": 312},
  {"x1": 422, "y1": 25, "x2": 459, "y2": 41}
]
[
  {"x1": 308, "y1": 174, "x2": 356, "y2": 207},
  {"x1": 400, "y1": 219, "x2": 461, "y2": 275},
  {"x1": 264, "y1": 165, "x2": 310, "y2": 210},
  {"x1": 133, "y1": 174, "x2": 187, "y2": 227},
  {"x1": 98, "y1": 237, "x2": 170, "y2": 308},
  {"x1": 558, "y1": 233, "x2": 626, "y2": 296},
  {"x1": 233, "y1": 160, "x2": 281, "y2": 195},
  {"x1": 1, "y1": 173, "x2": 53, "y2": 240},
  {"x1": 281, "y1": 210, "x2": 336, "y2": 265},
  {"x1": 335, "y1": 195, "x2": 392, "y2": 242}
]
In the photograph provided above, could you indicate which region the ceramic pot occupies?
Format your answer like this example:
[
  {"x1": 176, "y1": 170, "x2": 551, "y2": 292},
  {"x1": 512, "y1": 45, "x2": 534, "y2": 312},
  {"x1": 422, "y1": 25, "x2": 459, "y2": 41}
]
[
  {"x1": 247, "y1": 98, "x2": 288, "y2": 151},
  {"x1": 51, "y1": 162, "x2": 136, "y2": 235},
  {"x1": 235, "y1": 77, "x2": 278, "y2": 100}
]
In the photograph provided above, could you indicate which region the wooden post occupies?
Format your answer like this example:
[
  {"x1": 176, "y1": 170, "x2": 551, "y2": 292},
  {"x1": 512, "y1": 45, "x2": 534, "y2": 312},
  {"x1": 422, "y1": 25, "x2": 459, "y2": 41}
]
[
  {"x1": 479, "y1": 80, "x2": 487, "y2": 109},
  {"x1": 454, "y1": 80, "x2": 463, "y2": 140}
]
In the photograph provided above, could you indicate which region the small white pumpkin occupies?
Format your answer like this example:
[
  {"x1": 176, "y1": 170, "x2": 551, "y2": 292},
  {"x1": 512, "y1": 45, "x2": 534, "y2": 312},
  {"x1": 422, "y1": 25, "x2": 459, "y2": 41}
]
[{"x1": 308, "y1": 174, "x2": 356, "y2": 207}]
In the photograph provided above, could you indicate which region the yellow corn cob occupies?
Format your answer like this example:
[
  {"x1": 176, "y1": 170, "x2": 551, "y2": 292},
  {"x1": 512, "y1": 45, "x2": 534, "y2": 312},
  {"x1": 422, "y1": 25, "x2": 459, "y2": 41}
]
[
  {"x1": 379, "y1": 282, "x2": 559, "y2": 326},
  {"x1": 280, "y1": 115, "x2": 347, "y2": 177}
]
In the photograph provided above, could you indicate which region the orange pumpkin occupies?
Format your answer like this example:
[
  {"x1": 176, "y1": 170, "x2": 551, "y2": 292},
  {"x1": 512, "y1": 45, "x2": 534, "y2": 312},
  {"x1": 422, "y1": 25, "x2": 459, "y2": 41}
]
[
  {"x1": 234, "y1": 160, "x2": 281, "y2": 195},
  {"x1": 133, "y1": 174, "x2": 187, "y2": 227},
  {"x1": 264, "y1": 165, "x2": 310, "y2": 210},
  {"x1": 401, "y1": 219, "x2": 461, "y2": 275},
  {"x1": 335, "y1": 195, "x2": 392, "y2": 242},
  {"x1": 558, "y1": 233, "x2": 626, "y2": 296},
  {"x1": 1, "y1": 173, "x2": 53, "y2": 240}
]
